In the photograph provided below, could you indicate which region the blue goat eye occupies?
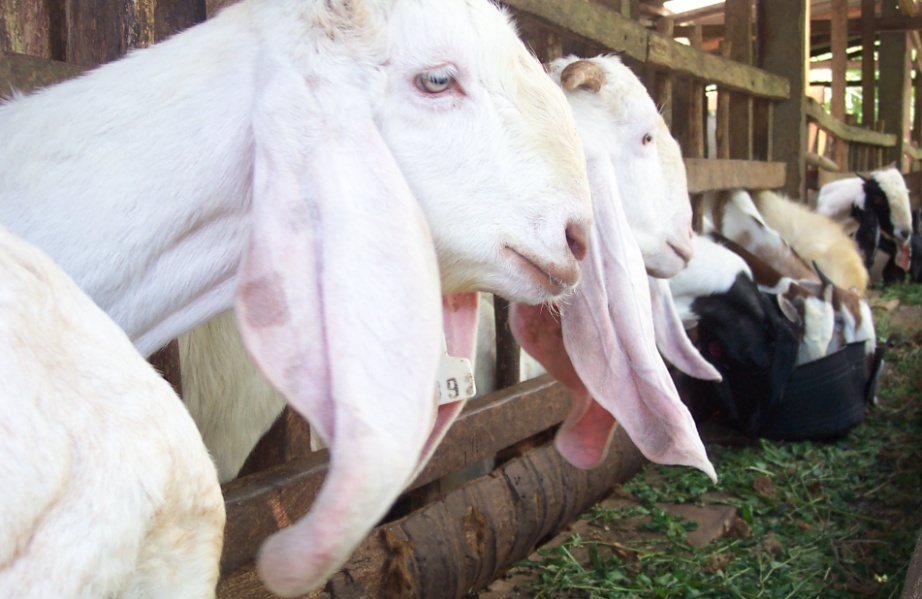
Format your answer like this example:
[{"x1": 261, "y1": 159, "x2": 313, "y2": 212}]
[{"x1": 416, "y1": 70, "x2": 453, "y2": 94}]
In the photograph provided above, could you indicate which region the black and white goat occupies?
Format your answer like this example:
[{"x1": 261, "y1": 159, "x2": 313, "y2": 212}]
[
  {"x1": 816, "y1": 166, "x2": 913, "y2": 270},
  {"x1": 668, "y1": 234, "x2": 804, "y2": 436}
]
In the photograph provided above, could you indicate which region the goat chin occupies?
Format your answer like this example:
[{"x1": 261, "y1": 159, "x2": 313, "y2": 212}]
[{"x1": 0, "y1": 227, "x2": 224, "y2": 599}]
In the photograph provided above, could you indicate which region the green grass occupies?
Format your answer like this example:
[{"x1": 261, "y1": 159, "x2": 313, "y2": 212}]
[{"x1": 524, "y1": 285, "x2": 922, "y2": 599}]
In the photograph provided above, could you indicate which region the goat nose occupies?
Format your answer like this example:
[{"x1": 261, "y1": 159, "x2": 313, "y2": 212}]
[
  {"x1": 898, "y1": 228, "x2": 912, "y2": 243},
  {"x1": 566, "y1": 220, "x2": 589, "y2": 262}
]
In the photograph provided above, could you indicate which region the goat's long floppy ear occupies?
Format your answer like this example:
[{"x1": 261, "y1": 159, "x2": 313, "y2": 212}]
[
  {"x1": 236, "y1": 66, "x2": 443, "y2": 597},
  {"x1": 512, "y1": 159, "x2": 716, "y2": 482},
  {"x1": 648, "y1": 276, "x2": 722, "y2": 382},
  {"x1": 559, "y1": 159, "x2": 715, "y2": 480}
]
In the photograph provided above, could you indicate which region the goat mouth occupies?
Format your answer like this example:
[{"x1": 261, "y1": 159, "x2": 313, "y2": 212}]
[
  {"x1": 504, "y1": 246, "x2": 579, "y2": 295},
  {"x1": 667, "y1": 241, "x2": 692, "y2": 265}
]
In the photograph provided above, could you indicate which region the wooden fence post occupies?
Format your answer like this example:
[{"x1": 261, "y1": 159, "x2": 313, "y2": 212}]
[{"x1": 758, "y1": 0, "x2": 808, "y2": 199}]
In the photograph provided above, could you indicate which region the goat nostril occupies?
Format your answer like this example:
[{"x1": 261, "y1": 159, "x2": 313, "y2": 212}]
[{"x1": 566, "y1": 221, "x2": 589, "y2": 262}]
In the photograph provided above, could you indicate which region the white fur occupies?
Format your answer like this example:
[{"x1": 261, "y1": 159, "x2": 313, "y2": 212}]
[
  {"x1": 753, "y1": 190, "x2": 869, "y2": 294},
  {"x1": 0, "y1": 227, "x2": 224, "y2": 599},
  {"x1": 668, "y1": 235, "x2": 752, "y2": 323},
  {"x1": 548, "y1": 55, "x2": 693, "y2": 278},
  {"x1": 0, "y1": 0, "x2": 593, "y2": 595},
  {"x1": 0, "y1": 0, "x2": 590, "y2": 355}
]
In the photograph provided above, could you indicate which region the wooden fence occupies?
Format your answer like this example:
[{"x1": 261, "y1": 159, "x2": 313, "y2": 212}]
[{"x1": 2, "y1": 0, "x2": 920, "y2": 597}]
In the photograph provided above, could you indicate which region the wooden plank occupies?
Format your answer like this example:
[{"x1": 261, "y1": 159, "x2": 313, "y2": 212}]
[
  {"x1": 646, "y1": 32, "x2": 790, "y2": 101},
  {"x1": 500, "y1": 0, "x2": 648, "y2": 61},
  {"x1": 804, "y1": 99, "x2": 898, "y2": 146},
  {"x1": 758, "y1": 0, "x2": 808, "y2": 199},
  {"x1": 219, "y1": 377, "x2": 572, "y2": 574},
  {"x1": 902, "y1": 525, "x2": 922, "y2": 599},
  {"x1": 715, "y1": 41, "x2": 731, "y2": 161},
  {"x1": 879, "y1": 0, "x2": 912, "y2": 167},
  {"x1": 684, "y1": 159, "x2": 786, "y2": 193},
  {"x1": 0, "y1": 0, "x2": 64, "y2": 58},
  {"x1": 236, "y1": 407, "x2": 314, "y2": 478},
  {"x1": 148, "y1": 340, "x2": 182, "y2": 397},
  {"x1": 654, "y1": 17, "x2": 674, "y2": 129},
  {"x1": 217, "y1": 428, "x2": 647, "y2": 599},
  {"x1": 830, "y1": 0, "x2": 848, "y2": 123},
  {"x1": 0, "y1": 51, "x2": 83, "y2": 97},
  {"x1": 725, "y1": 0, "x2": 753, "y2": 160},
  {"x1": 862, "y1": 0, "x2": 877, "y2": 127},
  {"x1": 904, "y1": 141, "x2": 922, "y2": 161},
  {"x1": 492, "y1": 297, "x2": 520, "y2": 390},
  {"x1": 504, "y1": 0, "x2": 788, "y2": 100}
]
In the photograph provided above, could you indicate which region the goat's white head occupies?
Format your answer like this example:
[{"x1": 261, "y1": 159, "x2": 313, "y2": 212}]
[
  {"x1": 548, "y1": 55, "x2": 693, "y2": 278},
  {"x1": 238, "y1": 0, "x2": 591, "y2": 595},
  {"x1": 376, "y1": 2, "x2": 592, "y2": 301}
]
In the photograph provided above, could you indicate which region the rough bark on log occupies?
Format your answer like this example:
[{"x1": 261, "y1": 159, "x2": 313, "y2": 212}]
[{"x1": 217, "y1": 426, "x2": 647, "y2": 598}]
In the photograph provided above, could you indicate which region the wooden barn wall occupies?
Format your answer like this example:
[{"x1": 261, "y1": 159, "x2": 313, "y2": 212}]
[{"x1": 1, "y1": 0, "x2": 203, "y2": 65}]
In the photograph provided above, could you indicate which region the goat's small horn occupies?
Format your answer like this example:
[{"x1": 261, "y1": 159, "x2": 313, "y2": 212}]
[
  {"x1": 812, "y1": 260, "x2": 834, "y2": 287},
  {"x1": 560, "y1": 60, "x2": 605, "y2": 93}
]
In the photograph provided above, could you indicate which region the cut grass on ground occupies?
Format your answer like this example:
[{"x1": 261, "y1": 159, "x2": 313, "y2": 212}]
[{"x1": 523, "y1": 284, "x2": 922, "y2": 599}]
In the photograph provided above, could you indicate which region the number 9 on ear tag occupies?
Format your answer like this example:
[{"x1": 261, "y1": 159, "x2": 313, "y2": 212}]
[{"x1": 436, "y1": 334, "x2": 476, "y2": 405}]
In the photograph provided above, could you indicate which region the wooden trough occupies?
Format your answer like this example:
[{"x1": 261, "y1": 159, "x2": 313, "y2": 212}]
[{"x1": 4, "y1": 0, "x2": 922, "y2": 596}]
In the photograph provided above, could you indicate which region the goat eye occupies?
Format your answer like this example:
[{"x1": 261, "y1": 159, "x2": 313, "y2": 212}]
[
  {"x1": 642, "y1": 133, "x2": 654, "y2": 145},
  {"x1": 416, "y1": 69, "x2": 454, "y2": 94}
]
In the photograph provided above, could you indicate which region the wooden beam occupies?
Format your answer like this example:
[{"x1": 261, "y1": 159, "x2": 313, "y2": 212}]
[
  {"x1": 725, "y1": 0, "x2": 753, "y2": 160},
  {"x1": 805, "y1": 98, "x2": 897, "y2": 146},
  {"x1": 646, "y1": 32, "x2": 790, "y2": 100},
  {"x1": 502, "y1": 0, "x2": 789, "y2": 100},
  {"x1": 758, "y1": 0, "x2": 809, "y2": 199},
  {"x1": 220, "y1": 377, "x2": 573, "y2": 574},
  {"x1": 654, "y1": 16, "x2": 674, "y2": 128},
  {"x1": 492, "y1": 297, "x2": 520, "y2": 390},
  {"x1": 879, "y1": 0, "x2": 912, "y2": 167},
  {"x1": 0, "y1": 51, "x2": 82, "y2": 97},
  {"x1": 217, "y1": 429, "x2": 647, "y2": 599},
  {"x1": 684, "y1": 159, "x2": 787, "y2": 193},
  {"x1": 862, "y1": 0, "x2": 877, "y2": 128},
  {"x1": 499, "y1": 0, "x2": 648, "y2": 61}
]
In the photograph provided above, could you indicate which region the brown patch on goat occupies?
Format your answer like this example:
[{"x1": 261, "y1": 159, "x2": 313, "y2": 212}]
[
  {"x1": 238, "y1": 274, "x2": 289, "y2": 328},
  {"x1": 461, "y1": 505, "x2": 487, "y2": 557},
  {"x1": 382, "y1": 528, "x2": 416, "y2": 599},
  {"x1": 832, "y1": 287, "x2": 863, "y2": 325}
]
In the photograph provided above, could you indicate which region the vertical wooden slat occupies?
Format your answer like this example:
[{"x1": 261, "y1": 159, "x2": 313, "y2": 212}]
[
  {"x1": 716, "y1": 40, "x2": 732, "y2": 160},
  {"x1": 861, "y1": 0, "x2": 877, "y2": 128},
  {"x1": 688, "y1": 26, "x2": 705, "y2": 160},
  {"x1": 758, "y1": 0, "x2": 809, "y2": 199},
  {"x1": 493, "y1": 297, "x2": 521, "y2": 391},
  {"x1": 148, "y1": 339, "x2": 183, "y2": 397},
  {"x1": 726, "y1": 0, "x2": 753, "y2": 160},
  {"x1": 879, "y1": 0, "x2": 912, "y2": 168},
  {"x1": 914, "y1": 64, "x2": 922, "y2": 146},
  {"x1": 830, "y1": 0, "x2": 849, "y2": 170},
  {"x1": 654, "y1": 17, "x2": 674, "y2": 129},
  {"x1": 0, "y1": 0, "x2": 64, "y2": 58}
]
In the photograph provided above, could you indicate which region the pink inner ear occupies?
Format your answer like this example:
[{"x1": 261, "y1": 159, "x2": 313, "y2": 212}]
[
  {"x1": 406, "y1": 292, "x2": 480, "y2": 482},
  {"x1": 510, "y1": 158, "x2": 716, "y2": 482}
]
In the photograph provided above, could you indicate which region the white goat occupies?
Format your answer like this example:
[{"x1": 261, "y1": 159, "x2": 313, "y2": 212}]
[
  {"x1": 545, "y1": 55, "x2": 718, "y2": 383},
  {"x1": 510, "y1": 56, "x2": 717, "y2": 481},
  {"x1": 0, "y1": 227, "x2": 225, "y2": 599},
  {"x1": 0, "y1": 0, "x2": 593, "y2": 595},
  {"x1": 752, "y1": 189, "x2": 869, "y2": 294}
]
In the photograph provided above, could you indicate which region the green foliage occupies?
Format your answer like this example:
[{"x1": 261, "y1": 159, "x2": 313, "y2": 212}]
[{"x1": 521, "y1": 289, "x2": 922, "y2": 598}]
